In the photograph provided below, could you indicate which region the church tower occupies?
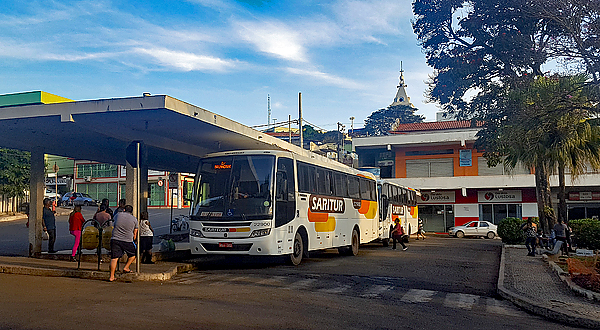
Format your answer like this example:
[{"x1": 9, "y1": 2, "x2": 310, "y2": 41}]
[{"x1": 391, "y1": 62, "x2": 414, "y2": 107}]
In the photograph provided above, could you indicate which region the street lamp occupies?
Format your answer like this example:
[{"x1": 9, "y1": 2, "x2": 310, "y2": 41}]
[{"x1": 349, "y1": 117, "x2": 355, "y2": 135}]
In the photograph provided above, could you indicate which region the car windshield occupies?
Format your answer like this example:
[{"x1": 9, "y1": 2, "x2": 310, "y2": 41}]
[{"x1": 192, "y1": 155, "x2": 275, "y2": 221}]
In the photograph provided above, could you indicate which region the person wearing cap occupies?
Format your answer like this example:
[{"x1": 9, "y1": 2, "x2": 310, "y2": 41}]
[{"x1": 391, "y1": 218, "x2": 408, "y2": 251}]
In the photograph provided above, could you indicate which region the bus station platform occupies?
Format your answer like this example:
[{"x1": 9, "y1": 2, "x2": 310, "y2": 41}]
[{"x1": 0, "y1": 246, "x2": 195, "y2": 282}]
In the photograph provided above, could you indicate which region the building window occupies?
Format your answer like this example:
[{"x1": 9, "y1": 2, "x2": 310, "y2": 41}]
[
  {"x1": 77, "y1": 163, "x2": 118, "y2": 178},
  {"x1": 78, "y1": 182, "x2": 119, "y2": 205},
  {"x1": 406, "y1": 159, "x2": 453, "y2": 177}
]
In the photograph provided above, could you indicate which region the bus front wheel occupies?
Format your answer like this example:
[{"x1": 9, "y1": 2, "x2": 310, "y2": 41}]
[{"x1": 289, "y1": 231, "x2": 303, "y2": 266}]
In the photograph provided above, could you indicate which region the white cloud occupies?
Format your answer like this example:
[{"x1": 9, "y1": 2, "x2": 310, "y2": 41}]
[
  {"x1": 235, "y1": 20, "x2": 307, "y2": 62},
  {"x1": 285, "y1": 67, "x2": 364, "y2": 89},
  {"x1": 134, "y1": 47, "x2": 239, "y2": 72}
]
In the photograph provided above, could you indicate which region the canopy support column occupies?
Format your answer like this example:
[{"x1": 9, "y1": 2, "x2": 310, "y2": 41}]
[{"x1": 28, "y1": 148, "x2": 45, "y2": 257}]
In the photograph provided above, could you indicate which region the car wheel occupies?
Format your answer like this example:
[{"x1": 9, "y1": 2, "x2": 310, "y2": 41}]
[
  {"x1": 455, "y1": 231, "x2": 465, "y2": 238},
  {"x1": 487, "y1": 231, "x2": 495, "y2": 239},
  {"x1": 84, "y1": 201, "x2": 89, "y2": 206},
  {"x1": 289, "y1": 231, "x2": 303, "y2": 266}
]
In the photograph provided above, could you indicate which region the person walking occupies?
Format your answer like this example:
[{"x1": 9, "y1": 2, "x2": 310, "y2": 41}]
[
  {"x1": 139, "y1": 211, "x2": 155, "y2": 264},
  {"x1": 42, "y1": 198, "x2": 57, "y2": 253},
  {"x1": 109, "y1": 205, "x2": 138, "y2": 282},
  {"x1": 416, "y1": 218, "x2": 426, "y2": 240},
  {"x1": 521, "y1": 218, "x2": 537, "y2": 256},
  {"x1": 68, "y1": 205, "x2": 85, "y2": 262},
  {"x1": 391, "y1": 219, "x2": 408, "y2": 251}
]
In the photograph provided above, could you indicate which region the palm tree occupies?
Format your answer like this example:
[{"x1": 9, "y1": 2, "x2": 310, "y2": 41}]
[{"x1": 499, "y1": 74, "x2": 600, "y2": 231}]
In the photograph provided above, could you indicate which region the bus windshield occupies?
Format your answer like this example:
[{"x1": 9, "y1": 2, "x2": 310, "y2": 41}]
[{"x1": 192, "y1": 155, "x2": 275, "y2": 221}]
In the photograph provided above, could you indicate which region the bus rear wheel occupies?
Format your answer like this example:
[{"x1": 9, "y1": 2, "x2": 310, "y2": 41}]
[
  {"x1": 350, "y1": 228, "x2": 359, "y2": 256},
  {"x1": 289, "y1": 231, "x2": 303, "y2": 266}
]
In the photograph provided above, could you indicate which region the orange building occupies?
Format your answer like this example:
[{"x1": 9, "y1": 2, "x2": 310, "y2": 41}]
[{"x1": 353, "y1": 120, "x2": 600, "y2": 233}]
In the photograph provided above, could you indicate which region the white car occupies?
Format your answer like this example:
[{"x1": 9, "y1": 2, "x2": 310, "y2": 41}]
[
  {"x1": 44, "y1": 189, "x2": 61, "y2": 201},
  {"x1": 448, "y1": 221, "x2": 497, "y2": 239}
]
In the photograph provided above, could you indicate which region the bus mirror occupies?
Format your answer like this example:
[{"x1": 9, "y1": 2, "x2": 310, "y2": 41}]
[{"x1": 183, "y1": 180, "x2": 192, "y2": 201}]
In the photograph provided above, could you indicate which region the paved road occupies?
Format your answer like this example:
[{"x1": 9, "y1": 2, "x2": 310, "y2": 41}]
[
  {"x1": 0, "y1": 207, "x2": 187, "y2": 256},
  {"x1": 0, "y1": 237, "x2": 584, "y2": 329}
]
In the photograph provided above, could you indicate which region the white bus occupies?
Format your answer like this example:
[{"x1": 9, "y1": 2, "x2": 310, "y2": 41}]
[
  {"x1": 188, "y1": 150, "x2": 379, "y2": 265},
  {"x1": 377, "y1": 180, "x2": 419, "y2": 246}
]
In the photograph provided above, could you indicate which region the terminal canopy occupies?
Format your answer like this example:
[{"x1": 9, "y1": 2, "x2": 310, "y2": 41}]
[{"x1": 0, "y1": 92, "x2": 303, "y2": 173}]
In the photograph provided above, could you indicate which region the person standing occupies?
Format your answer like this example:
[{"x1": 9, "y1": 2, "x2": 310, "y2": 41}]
[
  {"x1": 521, "y1": 218, "x2": 537, "y2": 256},
  {"x1": 68, "y1": 205, "x2": 85, "y2": 262},
  {"x1": 42, "y1": 198, "x2": 57, "y2": 253},
  {"x1": 93, "y1": 205, "x2": 111, "y2": 227},
  {"x1": 554, "y1": 220, "x2": 569, "y2": 256},
  {"x1": 391, "y1": 219, "x2": 408, "y2": 251},
  {"x1": 416, "y1": 218, "x2": 426, "y2": 240},
  {"x1": 113, "y1": 198, "x2": 126, "y2": 216},
  {"x1": 99, "y1": 198, "x2": 113, "y2": 219},
  {"x1": 139, "y1": 211, "x2": 155, "y2": 264},
  {"x1": 109, "y1": 205, "x2": 138, "y2": 282}
]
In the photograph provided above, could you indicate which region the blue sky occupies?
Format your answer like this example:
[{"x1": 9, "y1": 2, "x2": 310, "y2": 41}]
[{"x1": 0, "y1": 0, "x2": 440, "y2": 130}]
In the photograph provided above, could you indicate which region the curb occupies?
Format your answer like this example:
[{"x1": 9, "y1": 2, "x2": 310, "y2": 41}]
[
  {"x1": 0, "y1": 214, "x2": 27, "y2": 223},
  {"x1": 0, "y1": 261, "x2": 196, "y2": 282},
  {"x1": 546, "y1": 258, "x2": 600, "y2": 302},
  {"x1": 498, "y1": 245, "x2": 600, "y2": 329}
]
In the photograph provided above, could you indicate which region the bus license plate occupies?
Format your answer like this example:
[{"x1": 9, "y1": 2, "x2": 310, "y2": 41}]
[{"x1": 219, "y1": 242, "x2": 233, "y2": 248}]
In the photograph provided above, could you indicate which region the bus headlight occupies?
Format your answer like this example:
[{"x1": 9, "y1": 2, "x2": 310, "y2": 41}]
[
  {"x1": 190, "y1": 229, "x2": 204, "y2": 238},
  {"x1": 249, "y1": 228, "x2": 271, "y2": 238}
]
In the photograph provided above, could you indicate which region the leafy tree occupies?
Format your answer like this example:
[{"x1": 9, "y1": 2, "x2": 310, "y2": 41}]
[
  {"x1": 364, "y1": 104, "x2": 424, "y2": 136},
  {"x1": 0, "y1": 148, "x2": 30, "y2": 199},
  {"x1": 412, "y1": 0, "x2": 600, "y2": 232},
  {"x1": 302, "y1": 125, "x2": 324, "y2": 142}
]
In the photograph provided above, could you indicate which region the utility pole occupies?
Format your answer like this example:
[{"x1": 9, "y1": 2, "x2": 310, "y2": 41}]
[
  {"x1": 298, "y1": 92, "x2": 303, "y2": 149},
  {"x1": 288, "y1": 114, "x2": 292, "y2": 144},
  {"x1": 349, "y1": 116, "x2": 355, "y2": 135}
]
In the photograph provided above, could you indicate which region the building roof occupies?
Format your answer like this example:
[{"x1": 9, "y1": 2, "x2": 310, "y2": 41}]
[{"x1": 391, "y1": 120, "x2": 484, "y2": 133}]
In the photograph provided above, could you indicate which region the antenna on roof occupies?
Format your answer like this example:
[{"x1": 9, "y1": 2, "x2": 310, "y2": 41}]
[{"x1": 267, "y1": 94, "x2": 271, "y2": 129}]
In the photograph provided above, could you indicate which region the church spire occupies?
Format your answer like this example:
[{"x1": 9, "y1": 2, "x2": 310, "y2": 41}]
[{"x1": 391, "y1": 61, "x2": 413, "y2": 107}]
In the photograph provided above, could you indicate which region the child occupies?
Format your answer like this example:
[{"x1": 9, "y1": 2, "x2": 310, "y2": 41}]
[{"x1": 139, "y1": 211, "x2": 155, "y2": 264}]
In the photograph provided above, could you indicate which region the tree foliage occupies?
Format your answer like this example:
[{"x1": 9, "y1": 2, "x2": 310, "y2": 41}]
[
  {"x1": 364, "y1": 104, "x2": 424, "y2": 136},
  {"x1": 413, "y1": 0, "x2": 600, "y2": 232},
  {"x1": 0, "y1": 148, "x2": 30, "y2": 198}
]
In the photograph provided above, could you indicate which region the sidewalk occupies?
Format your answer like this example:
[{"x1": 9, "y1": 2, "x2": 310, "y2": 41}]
[
  {"x1": 0, "y1": 247, "x2": 195, "y2": 282},
  {"x1": 499, "y1": 245, "x2": 600, "y2": 328}
]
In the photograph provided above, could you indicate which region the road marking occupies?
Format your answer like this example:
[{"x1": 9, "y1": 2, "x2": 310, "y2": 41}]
[
  {"x1": 319, "y1": 285, "x2": 351, "y2": 294},
  {"x1": 285, "y1": 278, "x2": 317, "y2": 290},
  {"x1": 444, "y1": 293, "x2": 479, "y2": 310},
  {"x1": 360, "y1": 285, "x2": 391, "y2": 298},
  {"x1": 401, "y1": 289, "x2": 436, "y2": 303},
  {"x1": 485, "y1": 298, "x2": 522, "y2": 316}
]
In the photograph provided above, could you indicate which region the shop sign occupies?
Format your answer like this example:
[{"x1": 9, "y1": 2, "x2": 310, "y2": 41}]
[
  {"x1": 478, "y1": 190, "x2": 521, "y2": 203},
  {"x1": 459, "y1": 149, "x2": 472, "y2": 167},
  {"x1": 568, "y1": 192, "x2": 600, "y2": 201},
  {"x1": 419, "y1": 191, "x2": 455, "y2": 204},
  {"x1": 45, "y1": 177, "x2": 68, "y2": 186},
  {"x1": 377, "y1": 160, "x2": 394, "y2": 166}
]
